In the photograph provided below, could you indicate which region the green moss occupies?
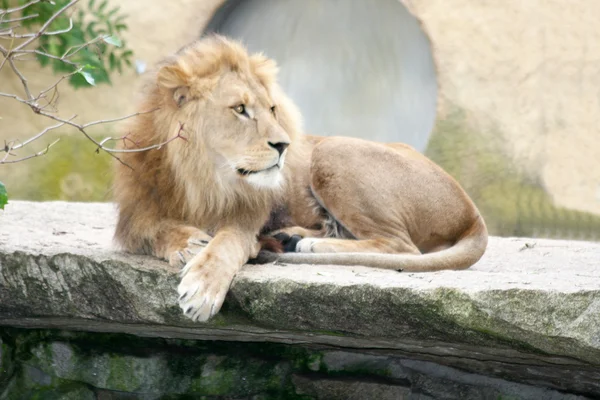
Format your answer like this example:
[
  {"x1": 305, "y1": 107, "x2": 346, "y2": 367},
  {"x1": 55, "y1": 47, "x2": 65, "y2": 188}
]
[
  {"x1": 105, "y1": 355, "x2": 140, "y2": 392},
  {"x1": 426, "y1": 288, "x2": 556, "y2": 356},
  {"x1": 425, "y1": 106, "x2": 600, "y2": 240},
  {"x1": 0, "y1": 363, "x2": 95, "y2": 400},
  {"x1": 0, "y1": 338, "x2": 15, "y2": 390},
  {"x1": 3, "y1": 131, "x2": 114, "y2": 202}
]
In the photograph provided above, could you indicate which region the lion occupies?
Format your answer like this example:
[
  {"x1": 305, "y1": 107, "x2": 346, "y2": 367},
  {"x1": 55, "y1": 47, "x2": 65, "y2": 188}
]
[{"x1": 113, "y1": 35, "x2": 488, "y2": 323}]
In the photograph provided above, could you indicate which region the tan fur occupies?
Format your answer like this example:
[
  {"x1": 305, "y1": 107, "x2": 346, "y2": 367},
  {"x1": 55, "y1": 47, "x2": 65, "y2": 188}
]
[
  {"x1": 274, "y1": 137, "x2": 489, "y2": 272},
  {"x1": 114, "y1": 35, "x2": 488, "y2": 322},
  {"x1": 113, "y1": 35, "x2": 301, "y2": 322}
]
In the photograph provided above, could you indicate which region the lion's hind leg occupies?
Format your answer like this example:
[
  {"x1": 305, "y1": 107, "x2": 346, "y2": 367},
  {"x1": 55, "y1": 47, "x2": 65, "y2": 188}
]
[
  {"x1": 296, "y1": 137, "x2": 424, "y2": 259},
  {"x1": 270, "y1": 226, "x2": 324, "y2": 253},
  {"x1": 296, "y1": 237, "x2": 421, "y2": 257}
]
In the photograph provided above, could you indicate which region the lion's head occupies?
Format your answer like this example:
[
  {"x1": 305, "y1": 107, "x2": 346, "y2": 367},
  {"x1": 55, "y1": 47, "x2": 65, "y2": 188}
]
[{"x1": 149, "y1": 35, "x2": 302, "y2": 192}]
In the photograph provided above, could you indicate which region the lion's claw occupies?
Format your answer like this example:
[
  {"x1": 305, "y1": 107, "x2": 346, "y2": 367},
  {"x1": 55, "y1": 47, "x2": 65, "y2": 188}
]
[
  {"x1": 169, "y1": 235, "x2": 212, "y2": 269},
  {"x1": 177, "y1": 252, "x2": 233, "y2": 322}
]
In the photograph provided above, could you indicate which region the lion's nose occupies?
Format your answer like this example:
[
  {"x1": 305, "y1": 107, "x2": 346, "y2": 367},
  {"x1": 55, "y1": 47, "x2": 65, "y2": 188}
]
[{"x1": 268, "y1": 141, "x2": 289, "y2": 156}]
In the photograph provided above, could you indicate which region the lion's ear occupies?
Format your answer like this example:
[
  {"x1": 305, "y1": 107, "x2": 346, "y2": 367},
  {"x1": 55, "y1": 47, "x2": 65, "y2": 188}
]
[
  {"x1": 173, "y1": 87, "x2": 190, "y2": 107},
  {"x1": 157, "y1": 63, "x2": 190, "y2": 89}
]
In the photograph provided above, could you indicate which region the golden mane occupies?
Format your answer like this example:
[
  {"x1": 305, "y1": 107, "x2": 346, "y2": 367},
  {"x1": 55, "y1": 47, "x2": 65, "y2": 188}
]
[{"x1": 113, "y1": 35, "x2": 302, "y2": 255}]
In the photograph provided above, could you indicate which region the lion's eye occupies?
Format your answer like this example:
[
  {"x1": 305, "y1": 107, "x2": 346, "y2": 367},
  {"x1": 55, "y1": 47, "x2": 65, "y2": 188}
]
[
  {"x1": 270, "y1": 105, "x2": 276, "y2": 115},
  {"x1": 233, "y1": 104, "x2": 246, "y2": 115}
]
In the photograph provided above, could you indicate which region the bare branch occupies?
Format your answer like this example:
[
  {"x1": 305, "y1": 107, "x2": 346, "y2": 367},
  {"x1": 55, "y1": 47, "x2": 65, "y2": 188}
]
[
  {"x1": 11, "y1": 120, "x2": 71, "y2": 151},
  {"x1": 7, "y1": 57, "x2": 33, "y2": 99},
  {"x1": 10, "y1": 17, "x2": 72, "y2": 38},
  {"x1": 0, "y1": 13, "x2": 39, "y2": 24},
  {"x1": 61, "y1": 35, "x2": 103, "y2": 59},
  {"x1": 0, "y1": 40, "x2": 12, "y2": 71},
  {"x1": 82, "y1": 108, "x2": 160, "y2": 129},
  {"x1": 0, "y1": 91, "x2": 25, "y2": 101},
  {"x1": 98, "y1": 122, "x2": 188, "y2": 153},
  {"x1": 40, "y1": 69, "x2": 79, "y2": 96},
  {"x1": 13, "y1": 48, "x2": 79, "y2": 67},
  {"x1": 36, "y1": 108, "x2": 178, "y2": 154},
  {"x1": 1, "y1": 138, "x2": 60, "y2": 164},
  {"x1": 13, "y1": 0, "x2": 78, "y2": 52},
  {"x1": 0, "y1": 1, "x2": 41, "y2": 16}
]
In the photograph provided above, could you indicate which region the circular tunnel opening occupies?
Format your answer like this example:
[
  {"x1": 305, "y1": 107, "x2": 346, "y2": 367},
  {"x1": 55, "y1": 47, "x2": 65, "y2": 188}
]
[{"x1": 204, "y1": 0, "x2": 437, "y2": 152}]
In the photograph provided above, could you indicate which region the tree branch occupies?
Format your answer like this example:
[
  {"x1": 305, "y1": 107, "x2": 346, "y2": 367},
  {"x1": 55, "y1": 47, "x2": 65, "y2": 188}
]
[
  {"x1": 7, "y1": 57, "x2": 33, "y2": 99},
  {"x1": 0, "y1": 13, "x2": 39, "y2": 25},
  {"x1": 0, "y1": 0, "x2": 177, "y2": 169},
  {"x1": 13, "y1": 0, "x2": 78, "y2": 52},
  {"x1": 9, "y1": 119, "x2": 69, "y2": 151},
  {"x1": 1, "y1": 138, "x2": 60, "y2": 164},
  {"x1": 0, "y1": 1, "x2": 42, "y2": 16}
]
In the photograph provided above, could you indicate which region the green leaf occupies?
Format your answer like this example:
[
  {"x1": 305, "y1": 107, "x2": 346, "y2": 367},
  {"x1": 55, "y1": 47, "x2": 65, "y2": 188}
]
[
  {"x1": 98, "y1": 0, "x2": 108, "y2": 13},
  {"x1": 102, "y1": 35, "x2": 122, "y2": 47},
  {"x1": 37, "y1": 52, "x2": 50, "y2": 67},
  {"x1": 114, "y1": 14, "x2": 128, "y2": 24},
  {"x1": 107, "y1": 6, "x2": 120, "y2": 18},
  {"x1": 0, "y1": 181, "x2": 7, "y2": 210},
  {"x1": 78, "y1": 70, "x2": 96, "y2": 86},
  {"x1": 89, "y1": 0, "x2": 96, "y2": 10},
  {"x1": 85, "y1": 21, "x2": 98, "y2": 38},
  {"x1": 108, "y1": 52, "x2": 116, "y2": 70}
]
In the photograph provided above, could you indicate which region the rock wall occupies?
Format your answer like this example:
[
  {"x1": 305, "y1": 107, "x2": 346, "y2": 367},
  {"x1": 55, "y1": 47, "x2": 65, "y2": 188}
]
[
  {"x1": 0, "y1": 329, "x2": 591, "y2": 400},
  {"x1": 1, "y1": 201, "x2": 599, "y2": 399}
]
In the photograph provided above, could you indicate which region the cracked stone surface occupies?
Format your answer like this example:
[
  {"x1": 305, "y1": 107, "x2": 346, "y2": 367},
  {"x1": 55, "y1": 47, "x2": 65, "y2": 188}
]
[{"x1": 1, "y1": 201, "x2": 599, "y2": 396}]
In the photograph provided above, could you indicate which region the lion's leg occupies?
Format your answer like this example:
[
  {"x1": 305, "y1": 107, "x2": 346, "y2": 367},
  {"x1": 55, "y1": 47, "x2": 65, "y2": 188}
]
[
  {"x1": 178, "y1": 227, "x2": 257, "y2": 322},
  {"x1": 271, "y1": 226, "x2": 324, "y2": 238},
  {"x1": 296, "y1": 137, "x2": 423, "y2": 255},
  {"x1": 152, "y1": 223, "x2": 214, "y2": 268},
  {"x1": 115, "y1": 210, "x2": 214, "y2": 268},
  {"x1": 268, "y1": 226, "x2": 326, "y2": 253},
  {"x1": 296, "y1": 237, "x2": 421, "y2": 255}
]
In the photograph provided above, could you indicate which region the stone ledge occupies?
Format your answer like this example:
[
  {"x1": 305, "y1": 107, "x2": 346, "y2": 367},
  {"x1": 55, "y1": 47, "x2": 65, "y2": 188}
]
[{"x1": 1, "y1": 201, "x2": 599, "y2": 396}]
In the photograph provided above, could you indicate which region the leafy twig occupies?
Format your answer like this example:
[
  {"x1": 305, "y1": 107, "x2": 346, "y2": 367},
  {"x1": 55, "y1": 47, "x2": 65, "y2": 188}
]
[{"x1": 0, "y1": 0, "x2": 174, "y2": 168}]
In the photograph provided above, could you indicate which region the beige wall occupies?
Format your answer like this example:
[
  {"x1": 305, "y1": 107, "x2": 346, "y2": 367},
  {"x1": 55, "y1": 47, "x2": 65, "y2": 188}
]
[
  {"x1": 406, "y1": 0, "x2": 600, "y2": 215},
  {"x1": 2, "y1": 0, "x2": 599, "y2": 215}
]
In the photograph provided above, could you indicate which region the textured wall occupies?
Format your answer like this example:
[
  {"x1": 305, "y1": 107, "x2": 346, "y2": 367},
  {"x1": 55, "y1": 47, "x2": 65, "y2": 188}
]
[
  {"x1": 405, "y1": 0, "x2": 600, "y2": 215},
  {"x1": 2, "y1": 0, "x2": 599, "y2": 216}
]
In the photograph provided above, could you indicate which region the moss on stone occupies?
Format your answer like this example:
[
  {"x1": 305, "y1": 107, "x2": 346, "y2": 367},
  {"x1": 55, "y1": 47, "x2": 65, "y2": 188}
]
[
  {"x1": 0, "y1": 338, "x2": 15, "y2": 390},
  {"x1": 1, "y1": 327, "x2": 594, "y2": 399},
  {"x1": 0, "y1": 363, "x2": 95, "y2": 400},
  {"x1": 426, "y1": 106, "x2": 600, "y2": 240}
]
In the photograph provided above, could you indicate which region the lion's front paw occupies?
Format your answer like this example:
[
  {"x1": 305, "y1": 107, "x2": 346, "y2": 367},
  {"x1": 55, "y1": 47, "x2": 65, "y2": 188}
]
[
  {"x1": 169, "y1": 234, "x2": 212, "y2": 269},
  {"x1": 177, "y1": 252, "x2": 234, "y2": 322}
]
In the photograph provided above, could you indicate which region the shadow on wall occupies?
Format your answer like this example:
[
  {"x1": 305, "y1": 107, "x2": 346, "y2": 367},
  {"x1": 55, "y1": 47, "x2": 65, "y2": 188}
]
[
  {"x1": 426, "y1": 105, "x2": 600, "y2": 241},
  {"x1": 205, "y1": 0, "x2": 438, "y2": 152}
]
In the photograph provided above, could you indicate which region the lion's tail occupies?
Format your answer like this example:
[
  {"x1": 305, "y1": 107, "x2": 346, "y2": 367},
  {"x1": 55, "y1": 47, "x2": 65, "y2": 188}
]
[{"x1": 260, "y1": 216, "x2": 488, "y2": 272}]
